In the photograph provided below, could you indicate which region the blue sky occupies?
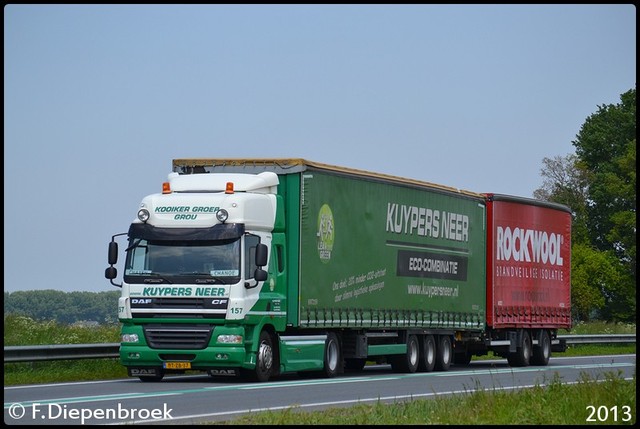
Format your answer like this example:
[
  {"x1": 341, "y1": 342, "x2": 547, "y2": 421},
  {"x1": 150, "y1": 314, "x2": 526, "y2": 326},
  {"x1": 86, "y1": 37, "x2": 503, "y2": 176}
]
[{"x1": 4, "y1": 4, "x2": 636, "y2": 293}]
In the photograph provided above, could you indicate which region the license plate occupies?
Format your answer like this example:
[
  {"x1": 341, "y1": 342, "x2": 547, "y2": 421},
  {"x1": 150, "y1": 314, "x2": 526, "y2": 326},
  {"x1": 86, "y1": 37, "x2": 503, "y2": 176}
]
[{"x1": 163, "y1": 361, "x2": 191, "y2": 370}]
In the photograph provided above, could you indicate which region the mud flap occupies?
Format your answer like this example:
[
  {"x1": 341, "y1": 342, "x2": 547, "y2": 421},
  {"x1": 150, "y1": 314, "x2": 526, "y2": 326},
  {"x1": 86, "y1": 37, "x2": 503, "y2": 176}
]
[{"x1": 508, "y1": 331, "x2": 518, "y2": 353}]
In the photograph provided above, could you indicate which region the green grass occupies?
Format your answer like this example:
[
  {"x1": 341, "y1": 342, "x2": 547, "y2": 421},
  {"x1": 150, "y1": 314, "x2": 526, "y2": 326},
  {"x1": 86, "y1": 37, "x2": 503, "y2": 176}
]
[
  {"x1": 5, "y1": 359, "x2": 129, "y2": 385},
  {"x1": 569, "y1": 320, "x2": 637, "y2": 335},
  {"x1": 3, "y1": 314, "x2": 120, "y2": 345}
]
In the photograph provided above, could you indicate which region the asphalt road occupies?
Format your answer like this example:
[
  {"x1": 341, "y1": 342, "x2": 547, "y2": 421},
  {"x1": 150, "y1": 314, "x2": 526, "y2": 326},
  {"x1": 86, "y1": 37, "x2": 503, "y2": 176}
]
[{"x1": 4, "y1": 354, "x2": 635, "y2": 425}]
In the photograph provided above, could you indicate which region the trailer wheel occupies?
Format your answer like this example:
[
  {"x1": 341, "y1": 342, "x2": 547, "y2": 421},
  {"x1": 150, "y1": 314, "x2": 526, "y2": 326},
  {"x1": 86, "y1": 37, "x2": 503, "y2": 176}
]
[
  {"x1": 322, "y1": 332, "x2": 341, "y2": 378},
  {"x1": 253, "y1": 330, "x2": 275, "y2": 382},
  {"x1": 435, "y1": 335, "x2": 452, "y2": 371},
  {"x1": 531, "y1": 330, "x2": 551, "y2": 366},
  {"x1": 508, "y1": 330, "x2": 531, "y2": 367},
  {"x1": 391, "y1": 334, "x2": 419, "y2": 373},
  {"x1": 418, "y1": 334, "x2": 436, "y2": 372}
]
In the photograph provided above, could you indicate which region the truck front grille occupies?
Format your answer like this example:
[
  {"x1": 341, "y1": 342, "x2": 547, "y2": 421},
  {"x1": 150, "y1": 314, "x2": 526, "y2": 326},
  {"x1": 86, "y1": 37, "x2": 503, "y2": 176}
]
[
  {"x1": 130, "y1": 297, "x2": 228, "y2": 319},
  {"x1": 143, "y1": 324, "x2": 213, "y2": 349}
]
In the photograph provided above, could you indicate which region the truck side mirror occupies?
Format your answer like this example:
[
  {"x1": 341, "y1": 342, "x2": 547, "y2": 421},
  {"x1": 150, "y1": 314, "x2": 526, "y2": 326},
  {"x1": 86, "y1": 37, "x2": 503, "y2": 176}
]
[
  {"x1": 105, "y1": 266, "x2": 117, "y2": 280},
  {"x1": 106, "y1": 234, "x2": 127, "y2": 288},
  {"x1": 255, "y1": 243, "x2": 268, "y2": 267},
  {"x1": 254, "y1": 268, "x2": 267, "y2": 282},
  {"x1": 246, "y1": 244, "x2": 269, "y2": 288},
  {"x1": 108, "y1": 241, "x2": 119, "y2": 265},
  {"x1": 104, "y1": 237, "x2": 124, "y2": 287}
]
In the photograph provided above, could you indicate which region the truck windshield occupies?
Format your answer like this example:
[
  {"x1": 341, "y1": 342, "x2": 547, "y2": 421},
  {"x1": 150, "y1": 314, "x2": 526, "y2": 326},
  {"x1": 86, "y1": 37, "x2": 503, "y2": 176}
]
[{"x1": 123, "y1": 238, "x2": 241, "y2": 283}]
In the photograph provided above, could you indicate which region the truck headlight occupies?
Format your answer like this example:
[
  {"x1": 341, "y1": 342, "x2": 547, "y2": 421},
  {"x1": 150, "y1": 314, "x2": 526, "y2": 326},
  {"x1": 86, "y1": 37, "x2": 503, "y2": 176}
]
[
  {"x1": 216, "y1": 209, "x2": 229, "y2": 223},
  {"x1": 121, "y1": 333, "x2": 139, "y2": 343},
  {"x1": 217, "y1": 334, "x2": 243, "y2": 344},
  {"x1": 137, "y1": 209, "x2": 150, "y2": 222}
]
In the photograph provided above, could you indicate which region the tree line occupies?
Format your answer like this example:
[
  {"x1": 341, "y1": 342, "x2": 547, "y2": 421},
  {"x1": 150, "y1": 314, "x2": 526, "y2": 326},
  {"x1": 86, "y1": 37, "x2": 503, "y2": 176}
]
[
  {"x1": 534, "y1": 87, "x2": 636, "y2": 323},
  {"x1": 4, "y1": 290, "x2": 120, "y2": 325}
]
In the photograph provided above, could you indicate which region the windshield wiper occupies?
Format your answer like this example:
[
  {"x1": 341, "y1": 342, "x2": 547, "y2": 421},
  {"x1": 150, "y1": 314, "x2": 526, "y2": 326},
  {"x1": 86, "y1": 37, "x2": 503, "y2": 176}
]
[
  {"x1": 179, "y1": 272, "x2": 226, "y2": 284},
  {"x1": 178, "y1": 272, "x2": 213, "y2": 276},
  {"x1": 195, "y1": 278, "x2": 220, "y2": 284},
  {"x1": 143, "y1": 273, "x2": 173, "y2": 284}
]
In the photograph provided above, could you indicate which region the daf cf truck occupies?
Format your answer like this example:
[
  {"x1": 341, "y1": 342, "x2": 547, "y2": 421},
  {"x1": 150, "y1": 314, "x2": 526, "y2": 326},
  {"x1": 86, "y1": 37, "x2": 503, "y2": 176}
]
[{"x1": 106, "y1": 158, "x2": 571, "y2": 382}]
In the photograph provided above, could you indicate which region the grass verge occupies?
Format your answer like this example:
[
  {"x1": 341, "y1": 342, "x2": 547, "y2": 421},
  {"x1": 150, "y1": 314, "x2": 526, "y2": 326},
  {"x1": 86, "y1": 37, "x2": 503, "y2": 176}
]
[{"x1": 218, "y1": 371, "x2": 635, "y2": 425}]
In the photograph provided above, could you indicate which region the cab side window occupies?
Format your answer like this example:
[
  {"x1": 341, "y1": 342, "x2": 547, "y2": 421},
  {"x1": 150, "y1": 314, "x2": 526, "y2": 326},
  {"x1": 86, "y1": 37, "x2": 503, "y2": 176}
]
[{"x1": 244, "y1": 234, "x2": 260, "y2": 279}]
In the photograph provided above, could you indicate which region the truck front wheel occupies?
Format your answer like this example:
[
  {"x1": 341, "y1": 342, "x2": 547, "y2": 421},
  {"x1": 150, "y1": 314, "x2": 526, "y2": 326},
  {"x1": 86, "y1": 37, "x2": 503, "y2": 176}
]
[
  {"x1": 138, "y1": 374, "x2": 164, "y2": 382},
  {"x1": 254, "y1": 330, "x2": 275, "y2": 382}
]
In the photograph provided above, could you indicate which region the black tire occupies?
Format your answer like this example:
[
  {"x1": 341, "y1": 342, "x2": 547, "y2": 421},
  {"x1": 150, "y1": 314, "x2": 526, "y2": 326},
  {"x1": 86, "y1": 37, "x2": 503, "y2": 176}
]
[
  {"x1": 390, "y1": 334, "x2": 420, "y2": 373},
  {"x1": 322, "y1": 332, "x2": 341, "y2": 378},
  {"x1": 138, "y1": 368, "x2": 164, "y2": 383},
  {"x1": 519, "y1": 330, "x2": 532, "y2": 367},
  {"x1": 254, "y1": 330, "x2": 276, "y2": 382},
  {"x1": 418, "y1": 334, "x2": 436, "y2": 372},
  {"x1": 435, "y1": 335, "x2": 452, "y2": 371},
  {"x1": 508, "y1": 330, "x2": 531, "y2": 367},
  {"x1": 138, "y1": 370, "x2": 164, "y2": 382},
  {"x1": 138, "y1": 375, "x2": 164, "y2": 382},
  {"x1": 531, "y1": 330, "x2": 551, "y2": 366}
]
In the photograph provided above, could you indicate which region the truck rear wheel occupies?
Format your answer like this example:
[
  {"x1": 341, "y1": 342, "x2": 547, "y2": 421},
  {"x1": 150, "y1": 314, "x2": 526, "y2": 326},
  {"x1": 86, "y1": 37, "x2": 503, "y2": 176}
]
[
  {"x1": 531, "y1": 330, "x2": 551, "y2": 366},
  {"x1": 435, "y1": 335, "x2": 452, "y2": 371},
  {"x1": 418, "y1": 334, "x2": 436, "y2": 372},
  {"x1": 390, "y1": 334, "x2": 419, "y2": 373},
  {"x1": 322, "y1": 332, "x2": 341, "y2": 378}
]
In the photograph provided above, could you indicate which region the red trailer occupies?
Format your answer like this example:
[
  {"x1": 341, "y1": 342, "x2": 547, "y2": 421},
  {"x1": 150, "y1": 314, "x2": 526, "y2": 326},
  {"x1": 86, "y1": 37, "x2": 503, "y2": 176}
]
[
  {"x1": 454, "y1": 193, "x2": 572, "y2": 367},
  {"x1": 486, "y1": 194, "x2": 572, "y2": 329},
  {"x1": 486, "y1": 193, "x2": 571, "y2": 365}
]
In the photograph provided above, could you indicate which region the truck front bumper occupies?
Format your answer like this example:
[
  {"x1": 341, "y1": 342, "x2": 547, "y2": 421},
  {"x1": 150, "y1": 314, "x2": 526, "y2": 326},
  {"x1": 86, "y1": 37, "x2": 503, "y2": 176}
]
[{"x1": 119, "y1": 324, "x2": 253, "y2": 371}]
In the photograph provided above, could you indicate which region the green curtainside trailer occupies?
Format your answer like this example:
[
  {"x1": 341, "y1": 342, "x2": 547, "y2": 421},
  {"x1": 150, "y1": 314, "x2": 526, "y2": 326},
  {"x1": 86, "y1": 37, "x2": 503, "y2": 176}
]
[{"x1": 296, "y1": 166, "x2": 486, "y2": 330}]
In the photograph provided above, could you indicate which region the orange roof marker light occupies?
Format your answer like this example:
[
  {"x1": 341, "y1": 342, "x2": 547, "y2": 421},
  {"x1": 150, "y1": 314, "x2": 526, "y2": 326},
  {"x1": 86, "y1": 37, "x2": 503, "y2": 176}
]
[
  {"x1": 225, "y1": 182, "x2": 235, "y2": 194},
  {"x1": 162, "y1": 182, "x2": 171, "y2": 194}
]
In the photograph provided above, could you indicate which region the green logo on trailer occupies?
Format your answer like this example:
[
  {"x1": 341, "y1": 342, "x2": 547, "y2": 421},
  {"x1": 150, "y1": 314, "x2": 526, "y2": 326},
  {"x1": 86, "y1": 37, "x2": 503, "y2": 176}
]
[{"x1": 317, "y1": 204, "x2": 334, "y2": 263}]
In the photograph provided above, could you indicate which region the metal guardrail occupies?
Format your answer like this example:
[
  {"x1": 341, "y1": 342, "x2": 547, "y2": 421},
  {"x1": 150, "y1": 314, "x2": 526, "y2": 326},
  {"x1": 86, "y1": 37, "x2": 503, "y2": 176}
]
[
  {"x1": 4, "y1": 343, "x2": 119, "y2": 363},
  {"x1": 559, "y1": 334, "x2": 637, "y2": 344},
  {"x1": 3, "y1": 335, "x2": 635, "y2": 363}
]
